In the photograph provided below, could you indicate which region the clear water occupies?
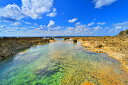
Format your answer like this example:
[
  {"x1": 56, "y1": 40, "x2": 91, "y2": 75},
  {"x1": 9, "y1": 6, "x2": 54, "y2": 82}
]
[{"x1": 0, "y1": 40, "x2": 128, "y2": 85}]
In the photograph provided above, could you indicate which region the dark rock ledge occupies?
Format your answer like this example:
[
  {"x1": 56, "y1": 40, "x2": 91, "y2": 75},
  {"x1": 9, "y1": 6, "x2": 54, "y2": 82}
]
[{"x1": 0, "y1": 37, "x2": 51, "y2": 61}]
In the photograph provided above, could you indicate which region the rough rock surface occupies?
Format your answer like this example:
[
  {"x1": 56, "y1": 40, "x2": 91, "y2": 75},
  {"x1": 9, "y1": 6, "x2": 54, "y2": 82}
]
[
  {"x1": 0, "y1": 37, "x2": 50, "y2": 61},
  {"x1": 118, "y1": 30, "x2": 128, "y2": 36},
  {"x1": 72, "y1": 36, "x2": 128, "y2": 72}
]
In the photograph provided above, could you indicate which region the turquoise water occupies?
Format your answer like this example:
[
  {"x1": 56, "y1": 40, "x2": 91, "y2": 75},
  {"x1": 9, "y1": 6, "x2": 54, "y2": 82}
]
[{"x1": 0, "y1": 40, "x2": 128, "y2": 85}]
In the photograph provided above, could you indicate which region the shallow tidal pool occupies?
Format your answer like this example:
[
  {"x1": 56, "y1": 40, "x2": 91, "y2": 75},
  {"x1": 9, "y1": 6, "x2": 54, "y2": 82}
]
[{"x1": 0, "y1": 39, "x2": 128, "y2": 85}]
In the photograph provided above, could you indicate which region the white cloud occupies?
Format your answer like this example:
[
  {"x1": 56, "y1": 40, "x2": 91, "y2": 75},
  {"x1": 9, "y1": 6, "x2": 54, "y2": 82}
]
[
  {"x1": 50, "y1": 26, "x2": 63, "y2": 30},
  {"x1": 21, "y1": 0, "x2": 53, "y2": 19},
  {"x1": 12, "y1": 22, "x2": 21, "y2": 26},
  {"x1": 0, "y1": 0, "x2": 54, "y2": 20},
  {"x1": 47, "y1": 20, "x2": 55, "y2": 28},
  {"x1": 97, "y1": 22, "x2": 106, "y2": 25},
  {"x1": 113, "y1": 21, "x2": 128, "y2": 30},
  {"x1": 68, "y1": 18, "x2": 78, "y2": 23},
  {"x1": 76, "y1": 25, "x2": 88, "y2": 32},
  {"x1": 0, "y1": 25, "x2": 5, "y2": 31},
  {"x1": 93, "y1": 0, "x2": 117, "y2": 8},
  {"x1": 87, "y1": 22, "x2": 95, "y2": 26},
  {"x1": 66, "y1": 23, "x2": 88, "y2": 34},
  {"x1": 1, "y1": 22, "x2": 108, "y2": 36},
  {"x1": 114, "y1": 26, "x2": 122, "y2": 29},
  {"x1": 93, "y1": 26, "x2": 101, "y2": 30},
  {"x1": 18, "y1": 27, "x2": 27, "y2": 30},
  {"x1": 75, "y1": 22, "x2": 81, "y2": 25},
  {"x1": 113, "y1": 21, "x2": 128, "y2": 26},
  {"x1": 0, "y1": 4, "x2": 23, "y2": 20},
  {"x1": 47, "y1": 8, "x2": 57, "y2": 17}
]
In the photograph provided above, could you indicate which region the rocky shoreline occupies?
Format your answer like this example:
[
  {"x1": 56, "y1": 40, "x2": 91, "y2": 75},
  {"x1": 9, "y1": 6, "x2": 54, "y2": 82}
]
[
  {"x1": 0, "y1": 30, "x2": 128, "y2": 71},
  {"x1": 72, "y1": 36, "x2": 128, "y2": 72},
  {"x1": 0, "y1": 37, "x2": 52, "y2": 61}
]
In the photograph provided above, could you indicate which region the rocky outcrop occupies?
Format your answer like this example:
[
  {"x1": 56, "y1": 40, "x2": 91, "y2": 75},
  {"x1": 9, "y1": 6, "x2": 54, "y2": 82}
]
[
  {"x1": 72, "y1": 36, "x2": 128, "y2": 72},
  {"x1": 118, "y1": 30, "x2": 128, "y2": 36},
  {"x1": 0, "y1": 37, "x2": 51, "y2": 61}
]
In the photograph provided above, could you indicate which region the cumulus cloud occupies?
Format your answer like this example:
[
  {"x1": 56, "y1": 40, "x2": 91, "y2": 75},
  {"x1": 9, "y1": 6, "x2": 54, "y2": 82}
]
[
  {"x1": 87, "y1": 22, "x2": 95, "y2": 26},
  {"x1": 113, "y1": 21, "x2": 128, "y2": 30},
  {"x1": 68, "y1": 18, "x2": 78, "y2": 23},
  {"x1": 66, "y1": 22, "x2": 88, "y2": 34},
  {"x1": 97, "y1": 22, "x2": 106, "y2": 25},
  {"x1": 0, "y1": 4, "x2": 23, "y2": 21},
  {"x1": 93, "y1": 0, "x2": 117, "y2": 8},
  {"x1": 113, "y1": 21, "x2": 128, "y2": 26},
  {"x1": 0, "y1": 0, "x2": 54, "y2": 21},
  {"x1": 48, "y1": 26, "x2": 63, "y2": 31},
  {"x1": 75, "y1": 22, "x2": 81, "y2": 25},
  {"x1": 21, "y1": 0, "x2": 53, "y2": 19},
  {"x1": 47, "y1": 20, "x2": 55, "y2": 28},
  {"x1": 47, "y1": 8, "x2": 57, "y2": 17},
  {"x1": 93, "y1": 26, "x2": 101, "y2": 30},
  {"x1": 114, "y1": 26, "x2": 122, "y2": 29},
  {"x1": 0, "y1": 17, "x2": 18, "y2": 22},
  {"x1": 12, "y1": 22, "x2": 21, "y2": 26}
]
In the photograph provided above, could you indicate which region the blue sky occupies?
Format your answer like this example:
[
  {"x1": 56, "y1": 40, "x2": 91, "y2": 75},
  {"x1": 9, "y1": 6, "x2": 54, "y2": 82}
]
[{"x1": 0, "y1": 0, "x2": 128, "y2": 36}]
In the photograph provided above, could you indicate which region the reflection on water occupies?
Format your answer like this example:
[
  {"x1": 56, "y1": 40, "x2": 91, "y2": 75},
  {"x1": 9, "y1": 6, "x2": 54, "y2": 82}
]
[{"x1": 0, "y1": 40, "x2": 128, "y2": 85}]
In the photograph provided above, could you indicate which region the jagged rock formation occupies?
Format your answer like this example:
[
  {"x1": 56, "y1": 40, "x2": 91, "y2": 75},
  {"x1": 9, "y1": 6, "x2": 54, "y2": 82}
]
[
  {"x1": 71, "y1": 32, "x2": 128, "y2": 71},
  {"x1": 0, "y1": 37, "x2": 51, "y2": 61},
  {"x1": 118, "y1": 30, "x2": 128, "y2": 36}
]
